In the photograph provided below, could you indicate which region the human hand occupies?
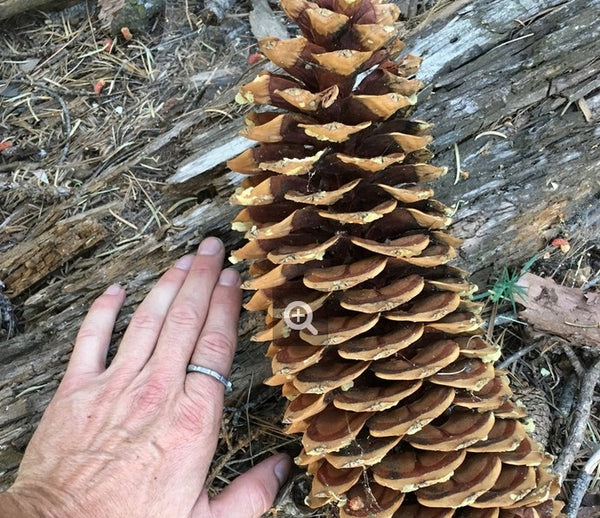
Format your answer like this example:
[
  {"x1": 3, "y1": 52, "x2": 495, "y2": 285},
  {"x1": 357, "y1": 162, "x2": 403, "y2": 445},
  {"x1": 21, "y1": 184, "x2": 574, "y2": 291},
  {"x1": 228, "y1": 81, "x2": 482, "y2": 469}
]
[{"x1": 0, "y1": 237, "x2": 291, "y2": 518}]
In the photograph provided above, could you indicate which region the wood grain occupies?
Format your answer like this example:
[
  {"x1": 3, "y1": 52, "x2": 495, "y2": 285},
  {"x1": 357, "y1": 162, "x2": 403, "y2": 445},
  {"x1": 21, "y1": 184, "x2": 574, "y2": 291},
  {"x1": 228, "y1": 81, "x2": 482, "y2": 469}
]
[
  {"x1": 517, "y1": 273, "x2": 600, "y2": 347},
  {"x1": 0, "y1": 0, "x2": 79, "y2": 19}
]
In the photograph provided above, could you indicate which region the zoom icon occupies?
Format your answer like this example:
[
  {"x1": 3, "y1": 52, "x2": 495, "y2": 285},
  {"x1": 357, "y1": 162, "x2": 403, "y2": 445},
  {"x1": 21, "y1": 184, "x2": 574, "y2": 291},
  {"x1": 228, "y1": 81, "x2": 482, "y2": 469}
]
[{"x1": 283, "y1": 301, "x2": 318, "y2": 335}]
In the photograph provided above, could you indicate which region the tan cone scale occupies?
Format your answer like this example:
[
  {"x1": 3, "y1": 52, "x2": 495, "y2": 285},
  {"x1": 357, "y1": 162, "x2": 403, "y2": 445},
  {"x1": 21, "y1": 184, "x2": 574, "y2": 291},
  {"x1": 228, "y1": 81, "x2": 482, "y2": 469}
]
[{"x1": 228, "y1": 1, "x2": 562, "y2": 516}]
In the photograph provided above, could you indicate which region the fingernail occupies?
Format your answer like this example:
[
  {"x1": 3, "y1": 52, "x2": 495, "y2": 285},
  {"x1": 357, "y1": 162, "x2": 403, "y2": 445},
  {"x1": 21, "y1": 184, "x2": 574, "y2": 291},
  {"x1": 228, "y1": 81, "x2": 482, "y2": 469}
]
[
  {"x1": 274, "y1": 456, "x2": 291, "y2": 487},
  {"x1": 105, "y1": 284, "x2": 123, "y2": 295},
  {"x1": 198, "y1": 237, "x2": 222, "y2": 255},
  {"x1": 218, "y1": 268, "x2": 240, "y2": 287},
  {"x1": 175, "y1": 254, "x2": 194, "y2": 270}
]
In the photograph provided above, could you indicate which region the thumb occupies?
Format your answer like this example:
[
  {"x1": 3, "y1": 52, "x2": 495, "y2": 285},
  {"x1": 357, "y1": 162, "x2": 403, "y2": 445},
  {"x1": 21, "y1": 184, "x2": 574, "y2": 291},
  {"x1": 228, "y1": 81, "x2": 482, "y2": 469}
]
[{"x1": 207, "y1": 454, "x2": 291, "y2": 518}]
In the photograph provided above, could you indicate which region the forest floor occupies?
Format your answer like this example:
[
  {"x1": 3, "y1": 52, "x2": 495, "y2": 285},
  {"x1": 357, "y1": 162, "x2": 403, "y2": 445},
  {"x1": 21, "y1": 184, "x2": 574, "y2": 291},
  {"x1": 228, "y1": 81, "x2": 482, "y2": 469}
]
[{"x1": 1, "y1": 1, "x2": 599, "y2": 517}]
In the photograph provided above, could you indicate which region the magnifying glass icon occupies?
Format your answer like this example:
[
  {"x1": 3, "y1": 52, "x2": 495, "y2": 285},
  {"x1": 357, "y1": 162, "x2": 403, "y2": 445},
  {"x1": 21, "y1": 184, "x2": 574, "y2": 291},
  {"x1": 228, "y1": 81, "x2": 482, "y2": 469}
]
[{"x1": 283, "y1": 301, "x2": 318, "y2": 335}]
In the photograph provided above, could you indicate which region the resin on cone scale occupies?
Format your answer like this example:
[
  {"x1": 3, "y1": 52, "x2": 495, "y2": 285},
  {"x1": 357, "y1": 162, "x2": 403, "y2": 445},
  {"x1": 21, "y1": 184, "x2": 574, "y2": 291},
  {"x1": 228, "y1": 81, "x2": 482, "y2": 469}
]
[{"x1": 227, "y1": 1, "x2": 562, "y2": 516}]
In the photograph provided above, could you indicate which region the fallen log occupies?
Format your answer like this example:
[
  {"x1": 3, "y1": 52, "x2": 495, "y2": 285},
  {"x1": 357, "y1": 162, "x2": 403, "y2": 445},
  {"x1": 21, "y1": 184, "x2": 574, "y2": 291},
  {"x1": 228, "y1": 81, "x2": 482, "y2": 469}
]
[
  {"x1": 0, "y1": 0, "x2": 80, "y2": 20},
  {"x1": 1, "y1": 0, "x2": 599, "y2": 496}
]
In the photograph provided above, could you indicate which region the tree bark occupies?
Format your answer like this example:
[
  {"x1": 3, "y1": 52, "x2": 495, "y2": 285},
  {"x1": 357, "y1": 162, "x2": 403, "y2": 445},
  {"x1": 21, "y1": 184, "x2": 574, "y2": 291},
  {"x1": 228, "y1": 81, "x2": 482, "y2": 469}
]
[
  {"x1": 1, "y1": 0, "x2": 599, "y2": 492},
  {"x1": 0, "y1": 0, "x2": 80, "y2": 20}
]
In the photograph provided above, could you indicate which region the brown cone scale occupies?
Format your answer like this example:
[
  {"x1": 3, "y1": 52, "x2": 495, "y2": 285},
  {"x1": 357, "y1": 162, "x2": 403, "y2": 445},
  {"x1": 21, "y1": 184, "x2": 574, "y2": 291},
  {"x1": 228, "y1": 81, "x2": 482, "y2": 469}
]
[{"x1": 227, "y1": 0, "x2": 561, "y2": 515}]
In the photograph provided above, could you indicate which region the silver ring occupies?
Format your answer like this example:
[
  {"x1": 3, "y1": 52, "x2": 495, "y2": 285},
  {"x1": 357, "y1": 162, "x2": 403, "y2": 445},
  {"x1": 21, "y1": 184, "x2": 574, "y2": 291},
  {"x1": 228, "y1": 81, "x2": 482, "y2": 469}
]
[{"x1": 186, "y1": 364, "x2": 233, "y2": 394}]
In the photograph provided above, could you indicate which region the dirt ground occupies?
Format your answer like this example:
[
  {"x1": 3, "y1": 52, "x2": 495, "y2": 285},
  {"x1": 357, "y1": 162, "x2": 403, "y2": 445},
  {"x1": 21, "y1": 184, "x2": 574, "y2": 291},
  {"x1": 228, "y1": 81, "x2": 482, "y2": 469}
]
[{"x1": 1, "y1": 1, "x2": 600, "y2": 517}]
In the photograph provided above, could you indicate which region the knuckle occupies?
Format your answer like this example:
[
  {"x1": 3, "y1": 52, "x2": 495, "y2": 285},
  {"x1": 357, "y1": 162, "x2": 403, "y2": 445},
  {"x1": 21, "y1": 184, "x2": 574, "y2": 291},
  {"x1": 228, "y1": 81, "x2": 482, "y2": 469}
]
[
  {"x1": 250, "y1": 478, "x2": 274, "y2": 516},
  {"x1": 198, "y1": 331, "x2": 234, "y2": 362},
  {"x1": 57, "y1": 373, "x2": 83, "y2": 396},
  {"x1": 173, "y1": 398, "x2": 218, "y2": 436},
  {"x1": 76, "y1": 324, "x2": 100, "y2": 343},
  {"x1": 97, "y1": 381, "x2": 125, "y2": 407},
  {"x1": 190, "y1": 261, "x2": 217, "y2": 276},
  {"x1": 104, "y1": 366, "x2": 135, "y2": 390},
  {"x1": 162, "y1": 266, "x2": 186, "y2": 282},
  {"x1": 128, "y1": 310, "x2": 162, "y2": 335},
  {"x1": 129, "y1": 376, "x2": 171, "y2": 417},
  {"x1": 75, "y1": 297, "x2": 118, "y2": 341},
  {"x1": 168, "y1": 303, "x2": 202, "y2": 329}
]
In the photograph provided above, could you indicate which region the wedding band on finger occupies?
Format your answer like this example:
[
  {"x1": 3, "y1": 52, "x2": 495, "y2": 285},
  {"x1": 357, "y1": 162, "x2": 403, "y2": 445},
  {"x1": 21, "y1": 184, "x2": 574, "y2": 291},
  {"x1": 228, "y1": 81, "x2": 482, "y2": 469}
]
[{"x1": 186, "y1": 364, "x2": 233, "y2": 394}]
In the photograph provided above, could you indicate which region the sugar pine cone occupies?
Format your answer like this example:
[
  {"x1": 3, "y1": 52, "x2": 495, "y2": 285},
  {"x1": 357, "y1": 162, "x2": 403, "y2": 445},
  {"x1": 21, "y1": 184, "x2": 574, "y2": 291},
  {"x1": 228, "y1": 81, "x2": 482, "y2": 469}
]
[{"x1": 227, "y1": 1, "x2": 562, "y2": 516}]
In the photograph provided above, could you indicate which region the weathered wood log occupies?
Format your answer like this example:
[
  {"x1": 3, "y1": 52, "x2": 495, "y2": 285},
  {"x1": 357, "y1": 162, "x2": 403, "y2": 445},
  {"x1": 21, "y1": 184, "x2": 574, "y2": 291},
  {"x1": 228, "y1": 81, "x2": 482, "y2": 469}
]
[
  {"x1": 516, "y1": 273, "x2": 600, "y2": 347},
  {"x1": 0, "y1": 0, "x2": 80, "y2": 20},
  {"x1": 1, "y1": 215, "x2": 107, "y2": 297},
  {"x1": 1, "y1": 0, "x2": 599, "y2": 497}
]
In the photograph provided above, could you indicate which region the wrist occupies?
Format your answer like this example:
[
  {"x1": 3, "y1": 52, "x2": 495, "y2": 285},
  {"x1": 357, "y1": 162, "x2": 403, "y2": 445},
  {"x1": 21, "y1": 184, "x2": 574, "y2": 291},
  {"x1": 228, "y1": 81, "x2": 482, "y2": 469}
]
[
  {"x1": 0, "y1": 490, "x2": 31, "y2": 518},
  {"x1": 0, "y1": 485, "x2": 64, "y2": 518}
]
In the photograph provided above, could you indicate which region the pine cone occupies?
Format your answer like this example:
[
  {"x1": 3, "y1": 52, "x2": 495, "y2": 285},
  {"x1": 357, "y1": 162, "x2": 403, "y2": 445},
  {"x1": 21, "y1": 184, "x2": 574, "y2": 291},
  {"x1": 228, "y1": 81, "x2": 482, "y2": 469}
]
[{"x1": 228, "y1": 1, "x2": 562, "y2": 516}]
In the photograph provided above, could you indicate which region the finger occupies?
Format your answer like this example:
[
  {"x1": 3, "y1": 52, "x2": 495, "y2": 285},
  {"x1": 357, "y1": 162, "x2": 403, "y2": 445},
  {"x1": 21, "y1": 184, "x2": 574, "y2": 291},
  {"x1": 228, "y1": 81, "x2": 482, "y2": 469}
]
[
  {"x1": 108, "y1": 254, "x2": 195, "y2": 375},
  {"x1": 64, "y1": 284, "x2": 126, "y2": 381},
  {"x1": 184, "y1": 268, "x2": 241, "y2": 400},
  {"x1": 207, "y1": 454, "x2": 291, "y2": 518},
  {"x1": 148, "y1": 237, "x2": 225, "y2": 378}
]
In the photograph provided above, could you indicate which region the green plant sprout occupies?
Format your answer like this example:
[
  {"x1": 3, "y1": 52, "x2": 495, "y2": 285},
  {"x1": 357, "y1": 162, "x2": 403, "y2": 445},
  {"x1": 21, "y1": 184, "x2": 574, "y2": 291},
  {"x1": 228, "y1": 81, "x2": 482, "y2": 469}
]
[{"x1": 473, "y1": 254, "x2": 538, "y2": 313}]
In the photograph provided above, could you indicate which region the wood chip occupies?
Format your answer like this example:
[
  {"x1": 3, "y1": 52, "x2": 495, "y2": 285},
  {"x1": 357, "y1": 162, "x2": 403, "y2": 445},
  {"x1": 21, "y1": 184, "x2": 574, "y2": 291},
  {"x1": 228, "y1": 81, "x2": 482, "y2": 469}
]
[
  {"x1": 516, "y1": 272, "x2": 600, "y2": 347},
  {"x1": 249, "y1": 0, "x2": 289, "y2": 42}
]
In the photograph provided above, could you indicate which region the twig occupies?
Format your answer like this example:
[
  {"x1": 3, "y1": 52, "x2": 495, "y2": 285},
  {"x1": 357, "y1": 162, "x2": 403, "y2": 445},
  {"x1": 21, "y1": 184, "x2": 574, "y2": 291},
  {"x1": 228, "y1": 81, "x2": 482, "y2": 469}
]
[
  {"x1": 228, "y1": 386, "x2": 276, "y2": 427},
  {"x1": 35, "y1": 87, "x2": 70, "y2": 162},
  {"x1": 453, "y1": 142, "x2": 461, "y2": 185},
  {"x1": 515, "y1": 1, "x2": 575, "y2": 26},
  {"x1": 480, "y1": 311, "x2": 528, "y2": 329},
  {"x1": 7, "y1": 81, "x2": 72, "y2": 163},
  {"x1": 201, "y1": 0, "x2": 236, "y2": 24},
  {"x1": 206, "y1": 427, "x2": 262, "y2": 487},
  {"x1": 491, "y1": 33, "x2": 534, "y2": 50},
  {"x1": 474, "y1": 130, "x2": 508, "y2": 140},
  {"x1": 564, "y1": 320, "x2": 600, "y2": 329},
  {"x1": 184, "y1": 0, "x2": 194, "y2": 31},
  {"x1": 245, "y1": 371, "x2": 254, "y2": 467},
  {"x1": 497, "y1": 341, "x2": 540, "y2": 369},
  {"x1": 553, "y1": 356, "x2": 600, "y2": 483},
  {"x1": 582, "y1": 274, "x2": 600, "y2": 291},
  {"x1": 565, "y1": 447, "x2": 600, "y2": 518},
  {"x1": 562, "y1": 343, "x2": 585, "y2": 377},
  {"x1": 557, "y1": 374, "x2": 578, "y2": 418}
]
